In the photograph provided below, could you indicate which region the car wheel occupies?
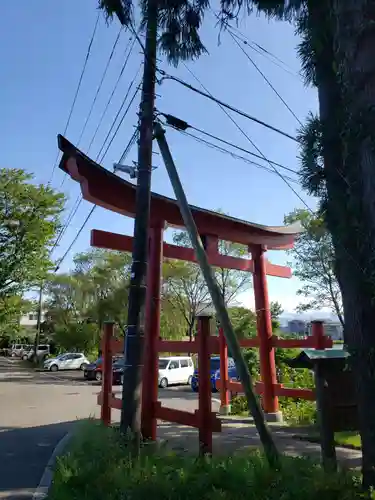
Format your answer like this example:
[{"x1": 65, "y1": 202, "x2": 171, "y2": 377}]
[
  {"x1": 50, "y1": 364, "x2": 58, "y2": 372},
  {"x1": 95, "y1": 371, "x2": 102, "y2": 382},
  {"x1": 80, "y1": 363, "x2": 88, "y2": 371},
  {"x1": 22, "y1": 355, "x2": 28, "y2": 361},
  {"x1": 187, "y1": 375, "x2": 193, "y2": 385},
  {"x1": 159, "y1": 377, "x2": 168, "y2": 389}
]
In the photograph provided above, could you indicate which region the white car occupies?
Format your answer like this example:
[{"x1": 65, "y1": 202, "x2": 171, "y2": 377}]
[
  {"x1": 158, "y1": 356, "x2": 195, "y2": 388},
  {"x1": 43, "y1": 353, "x2": 90, "y2": 372}
]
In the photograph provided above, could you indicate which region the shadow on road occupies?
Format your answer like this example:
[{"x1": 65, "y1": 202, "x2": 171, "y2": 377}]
[{"x1": 0, "y1": 419, "x2": 83, "y2": 500}]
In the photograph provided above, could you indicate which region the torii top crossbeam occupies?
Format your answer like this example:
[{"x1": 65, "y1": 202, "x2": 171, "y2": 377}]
[{"x1": 58, "y1": 135, "x2": 301, "y2": 252}]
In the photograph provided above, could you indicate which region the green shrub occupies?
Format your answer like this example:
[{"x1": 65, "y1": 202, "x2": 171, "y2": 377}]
[
  {"x1": 231, "y1": 349, "x2": 317, "y2": 426},
  {"x1": 49, "y1": 421, "x2": 363, "y2": 500}
]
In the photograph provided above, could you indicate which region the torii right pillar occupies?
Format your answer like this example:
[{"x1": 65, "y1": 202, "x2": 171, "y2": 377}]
[{"x1": 251, "y1": 244, "x2": 283, "y2": 422}]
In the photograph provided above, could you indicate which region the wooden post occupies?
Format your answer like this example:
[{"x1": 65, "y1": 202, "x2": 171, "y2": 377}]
[
  {"x1": 197, "y1": 314, "x2": 213, "y2": 455},
  {"x1": 101, "y1": 321, "x2": 114, "y2": 426},
  {"x1": 142, "y1": 222, "x2": 164, "y2": 440},
  {"x1": 251, "y1": 245, "x2": 280, "y2": 419},
  {"x1": 219, "y1": 327, "x2": 230, "y2": 415},
  {"x1": 314, "y1": 362, "x2": 337, "y2": 471},
  {"x1": 312, "y1": 320, "x2": 325, "y2": 349}
]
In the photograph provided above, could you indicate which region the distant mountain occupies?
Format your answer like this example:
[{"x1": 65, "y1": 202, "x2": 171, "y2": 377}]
[{"x1": 279, "y1": 310, "x2": 340, "y2": 327}]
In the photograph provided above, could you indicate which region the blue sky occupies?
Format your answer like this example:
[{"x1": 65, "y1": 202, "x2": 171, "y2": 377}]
[{"x1": 1, "y1": 1, "x2": 322, "y2": 314}]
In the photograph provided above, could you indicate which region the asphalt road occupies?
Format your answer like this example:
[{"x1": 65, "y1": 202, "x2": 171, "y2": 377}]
[{"x1": 0, "y1": 357, "x2": 219, "y2": 499}]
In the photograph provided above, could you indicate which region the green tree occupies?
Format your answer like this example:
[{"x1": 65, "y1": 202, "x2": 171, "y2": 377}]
[
  {"x1": 284, "y1": 209, "x2": 343, "y2": 324},
  {"x1": 228, "y1": 306, "x2": 257, "y2": 339},
  {"x1": 220, "y1": 0, "x2": 375, "y2": 485},
  {"x1": 45, "y1": 249, "x2": 132, "y2": 352},
  {"x1": 0, "y1": 295, "x2": 34, "y2": 339},
  {"x1": 270, "y1": 301, "x2": 284, "y2": 331},
  {"x1": 0, "y1": 168, "x2": 64, "y2": 296},
  {"x1": 163, "y1": 257, "x2": 210, "y2": 341},
  {"x1": 53, "y1": 322, "x2": 99, "y2": 354}
]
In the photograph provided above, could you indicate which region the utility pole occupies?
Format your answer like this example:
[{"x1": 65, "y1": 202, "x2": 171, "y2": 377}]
[
  {"x1": 34, "y1": 283, "x2": 43, "y2": 365},
  {"x1": 118, "y1": 0, "x2": 159, "y2": 446}
]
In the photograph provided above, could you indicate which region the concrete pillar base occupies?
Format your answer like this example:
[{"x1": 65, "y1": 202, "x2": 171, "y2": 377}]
[
  {"x1": 219, "y1": 404, "x2": 231, "y2": 416},
  {"x1": 264, "y1": 411, "x2": 283, "y2": 423}
]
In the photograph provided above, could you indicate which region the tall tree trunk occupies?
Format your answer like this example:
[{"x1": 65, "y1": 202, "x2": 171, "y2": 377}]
[{"x1": 330, "y1": 0, "x2": 375, "y2": 487}]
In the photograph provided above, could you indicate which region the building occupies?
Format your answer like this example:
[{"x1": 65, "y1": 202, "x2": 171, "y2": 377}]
[
  {"x1": 287, "y1": 319, "x2": 307, "y2": 336},
  {"x1": 19, "y1": 311, "x2": 46, "y2": 328}
]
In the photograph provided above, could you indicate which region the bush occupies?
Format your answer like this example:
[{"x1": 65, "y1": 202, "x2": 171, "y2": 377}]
[
  {"x1": 231, "y1": 348, "x2": 317, "y2": 426},
  {"x1": 49, "y1": 421, "x2": 363, "y2": 500}
]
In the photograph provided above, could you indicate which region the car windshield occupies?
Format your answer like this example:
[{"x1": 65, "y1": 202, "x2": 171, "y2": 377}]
[
  {"x1": 113, "y1": 358, "x2": 125, "y2": 367},
  {"x1": 158, "y1": 359, "x2": 169, "y2": 370}
]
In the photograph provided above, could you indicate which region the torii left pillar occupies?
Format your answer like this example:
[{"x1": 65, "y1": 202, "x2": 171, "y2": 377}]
[{"x1": 141, "y1": 221, "x2": 164, "y2": 440}]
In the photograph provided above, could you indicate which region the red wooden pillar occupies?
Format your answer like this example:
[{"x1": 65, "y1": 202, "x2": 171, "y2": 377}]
[
  {"x1": 312, "y1": 320, "x2": 325, "y2": 349},
  {"x1": 101, "y1": 321, "x2": 114, "y2": 426},
  {"x1": 251, "y1": 245, "x2": 280, "y2": 418},
  {"x1": 197, "y1": 314, "x2": 213, "y2": 455},
  {"x1": 219, "y1": 327, "x2": 230, "y2": 415},
  {"x1": 141, "y1": 221, "x2": 164, "y2": 440}
]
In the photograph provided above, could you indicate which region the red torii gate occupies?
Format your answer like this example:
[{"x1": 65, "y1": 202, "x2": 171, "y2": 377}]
[{"x1": 58, "y1": 135, "x2": 316, "y2": 434}]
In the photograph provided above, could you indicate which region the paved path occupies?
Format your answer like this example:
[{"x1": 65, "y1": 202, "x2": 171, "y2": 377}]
[{"x1": 0, "y1": 357, "x2": 362, "y2": 499}]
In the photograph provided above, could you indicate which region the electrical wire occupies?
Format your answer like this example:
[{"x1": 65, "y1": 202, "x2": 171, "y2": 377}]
[
  {"x1": 49, "y1": 12, "x2": 101, "y2": 185},
  {"x1": 180, "y1": 63, "x2": 310, "y2": 210},
  {"x1": 158, "y1": 111, "x2": 298, "y2": 176},
  {"x1": 97, "y1": 83, "x2": 140, "y2": 163},
  {"x1": 54, "y1": 128, "x2": 139, "y2": 272},
  {"x1": 76, "y1": 27, "x2": 124, "y2": 148},
  {"x1": 52, "y1": 64, "x2": 142, "y2": 258},
  {"x1": 227, "y1": 29, "x2": 303, "y2": 126},
  {"x1": 164, "y1": 123, "x2": 299, "y2": 184},
  {"x1": 86, "y1": 35, "x2": 137, "y2": 154},
  {"x1": 158, "y1": 69, "x2": 298, "y2": 143},
  {"x1": 214, "y1": 12, "x2": 300, "y2": 78},
  {"x1": 95, "y1": 64, "x2": 142, "y2": 161}
]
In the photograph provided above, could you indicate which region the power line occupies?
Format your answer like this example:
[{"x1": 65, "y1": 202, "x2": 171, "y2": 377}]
[
  {"x1": 76, "y1": 27, "x2": 124, "y2": 147},
  {"x1": 54, "y1": 128, "x2": 139, "y2": 272},
  {"x1": 97, "y1": 83, "x2": 140, "y2": 163},
  {"x1": 86, "y1": 36, "x2": 137, "y2": 154},
  {"x1": 49, "y1": 12, "x2": 101, "y2": 185},
  {"x1": 52, "y1": 64, "x2": 143, "y2": 256},
  {"x1": 164, "y1": 123, "x2": 299, "y2": 184},
  {"x1": 180, "y1": 63, "x2": 310, "y2": 210},
  {"x1": 158, "y1": 111, "x2": 298, "y2": 176},
  {"x1": 214, "y1": 13, "x2": 300, "y2": 79},
  {"x1": 158, "y1": 69, "x2": 298, "y2": 143},
  {"x1": 227, "y1": 29, "x2": 303, "y2": 126},
  {"x1": 95, "y1": 64, "x2": 142, "y2": 161}
]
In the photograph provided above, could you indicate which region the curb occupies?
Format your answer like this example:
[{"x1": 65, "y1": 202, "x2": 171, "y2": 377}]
[{"x1": 32, "y1": 431, "x2": 73, "y2": 500}]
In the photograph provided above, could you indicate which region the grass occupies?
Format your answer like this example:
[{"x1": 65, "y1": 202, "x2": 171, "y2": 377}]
[
  {"x1": 47, "y1": 420, "x2": 365, "y2": 500},
  {"x1": 335, "y1": 432, "x2": 361, "y2": 449},
  {"x1": 295, "y1": 431, "x2": 361, "y2": 450}
]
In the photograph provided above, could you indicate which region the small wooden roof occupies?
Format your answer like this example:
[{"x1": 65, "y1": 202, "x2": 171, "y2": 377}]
[{"x1": 58, "y1": 135, "x2": 302, "y2": 250}]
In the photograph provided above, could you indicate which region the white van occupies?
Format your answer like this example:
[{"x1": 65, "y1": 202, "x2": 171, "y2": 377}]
[{"x1": 158, "y1": 356, "x2": 194, "y2": 388}]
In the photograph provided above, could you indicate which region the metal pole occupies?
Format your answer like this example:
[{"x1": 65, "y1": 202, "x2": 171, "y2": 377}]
[
  {"x1": 119, "y1": 0, "x2": 158, "y2": 446},
  {"x1": 154, "y1": 121, "x2": 279, "y2": 465},
  {"x1": 34, "y1": 284, "x2": 43, "y2": 365}
]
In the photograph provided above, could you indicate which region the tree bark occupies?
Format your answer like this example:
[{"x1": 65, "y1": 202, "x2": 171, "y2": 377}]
[{"x1": 329, "y1": 0, "x2": 375, "y2": 487}]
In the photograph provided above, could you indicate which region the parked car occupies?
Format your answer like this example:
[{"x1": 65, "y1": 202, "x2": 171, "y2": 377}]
[
  {"x1": 23, "y1": 344, "x2": 50, "y2": 361},
  {"x1": 83, "y1": 356, "x2": 122, "y2": 382},
  {"x1": 43, "y1": 353, "x2": 90, "y2": 372},
  {"x1": 191, "y1": 356, "x2": 238, "y2": 392},
  {"x1": 158, "y1": 356, "x2": 194, "y2": 389},
  {"x1": 11, "y1": 344, "x2": 32, "y2": 358}
]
